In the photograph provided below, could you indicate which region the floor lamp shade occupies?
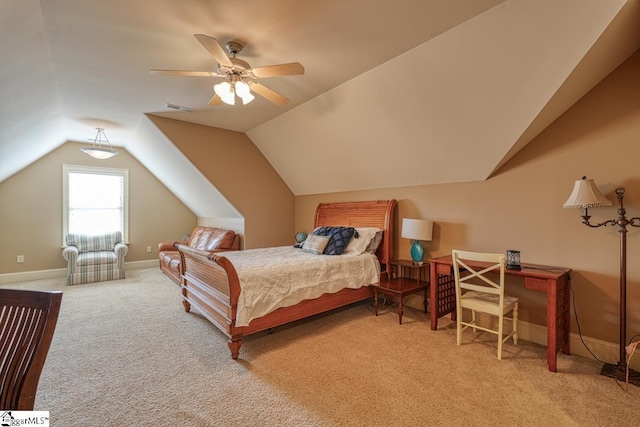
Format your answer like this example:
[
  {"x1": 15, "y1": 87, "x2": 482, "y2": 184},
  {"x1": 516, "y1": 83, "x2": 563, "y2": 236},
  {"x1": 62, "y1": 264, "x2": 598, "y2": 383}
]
[
  {"x1": 563, "y1": 177, "x2": 612, "y2": 208},
  {"x1": 402, "y1": 218, "x2": 433, "y2": 264}
]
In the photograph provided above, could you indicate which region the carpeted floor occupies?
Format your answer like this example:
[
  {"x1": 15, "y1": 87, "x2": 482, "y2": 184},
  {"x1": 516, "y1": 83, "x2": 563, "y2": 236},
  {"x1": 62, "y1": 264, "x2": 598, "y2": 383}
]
[{"x1": 3, "y1": 268, "x2": 639, "y2": 426}]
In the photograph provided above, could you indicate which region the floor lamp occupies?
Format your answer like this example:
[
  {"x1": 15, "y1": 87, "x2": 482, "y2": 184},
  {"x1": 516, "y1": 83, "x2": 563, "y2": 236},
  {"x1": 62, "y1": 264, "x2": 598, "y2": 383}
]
[{"x1": 564, "y1": 176, "x2": 640, "y2": 386}]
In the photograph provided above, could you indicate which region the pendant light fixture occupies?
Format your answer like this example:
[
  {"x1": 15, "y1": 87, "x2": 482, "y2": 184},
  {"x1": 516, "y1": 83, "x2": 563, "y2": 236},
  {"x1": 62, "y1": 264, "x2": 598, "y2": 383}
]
[{"x1": 81, "y1": 128, "x2": 118, "y2": 159}]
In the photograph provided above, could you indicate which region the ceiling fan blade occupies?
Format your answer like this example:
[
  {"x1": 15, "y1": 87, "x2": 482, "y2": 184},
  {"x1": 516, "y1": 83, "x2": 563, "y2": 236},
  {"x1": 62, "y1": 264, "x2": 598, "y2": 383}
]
[
  {"x1": 194, "y1": 34, "x2": 233, "y2": 68},
  {"x1": 250, "y1": 83, "x2": 289, "y2": 106},
  {"x1": 150, "y1": 69, "x2": 219, "y2": 77},
  {"x1": 209, "y1": 94, "x2": 223, "y2": 106},
  {"x1": 251, "y1": 62, "x2": 304, "y2": 78}
]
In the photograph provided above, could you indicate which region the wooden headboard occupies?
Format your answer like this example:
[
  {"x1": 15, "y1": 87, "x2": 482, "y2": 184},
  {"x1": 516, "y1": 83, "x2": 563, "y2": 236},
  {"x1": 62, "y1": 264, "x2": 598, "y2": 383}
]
[{"x1": 314, "y1": 199, "x2": 397, "y2": 268}]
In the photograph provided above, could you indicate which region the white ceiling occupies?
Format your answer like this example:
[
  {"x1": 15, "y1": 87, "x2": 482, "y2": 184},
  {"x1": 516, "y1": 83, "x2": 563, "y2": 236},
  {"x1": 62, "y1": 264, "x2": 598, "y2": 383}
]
[{"x1": 2, "y1": 0, "x2": 640, "y2": 200}]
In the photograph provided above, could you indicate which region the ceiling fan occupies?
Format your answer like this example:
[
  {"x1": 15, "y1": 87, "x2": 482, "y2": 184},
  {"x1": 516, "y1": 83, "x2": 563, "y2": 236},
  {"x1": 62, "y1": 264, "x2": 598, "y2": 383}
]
[{"x1": 151, "y1": 34, "x2": 304, "y2": 106}]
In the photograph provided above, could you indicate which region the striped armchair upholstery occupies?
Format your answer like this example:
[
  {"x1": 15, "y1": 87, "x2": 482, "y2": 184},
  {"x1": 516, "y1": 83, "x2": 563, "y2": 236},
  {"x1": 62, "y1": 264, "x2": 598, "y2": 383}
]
[{"x1": 62, "y1": 232, "x2": 128, "y2": 285}]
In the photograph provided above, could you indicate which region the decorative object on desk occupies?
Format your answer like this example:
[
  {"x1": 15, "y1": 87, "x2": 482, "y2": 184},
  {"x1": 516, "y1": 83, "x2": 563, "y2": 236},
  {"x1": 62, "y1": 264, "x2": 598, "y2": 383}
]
[
  {"x1": 295, "y1": 231, "x2": 307, "y2": 244},
  {"x1": 506, "y1": 249, "x2": 521, "y2": 270},
  {"x1": 564, "y1": 176, "x2": 640, "y2": 387},
  {"x1": 401, "y1": 218, "x2": 433, "y2": 265},
  {"x1": 81, "y1": 128, "x2": 118, "y2": 159}
]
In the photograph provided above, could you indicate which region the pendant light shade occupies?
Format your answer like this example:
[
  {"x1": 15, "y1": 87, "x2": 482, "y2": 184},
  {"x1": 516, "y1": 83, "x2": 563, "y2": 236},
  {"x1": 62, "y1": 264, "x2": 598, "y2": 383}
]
[{"x1": 81, "y1": 128, "x2": 117, "y2": 159}]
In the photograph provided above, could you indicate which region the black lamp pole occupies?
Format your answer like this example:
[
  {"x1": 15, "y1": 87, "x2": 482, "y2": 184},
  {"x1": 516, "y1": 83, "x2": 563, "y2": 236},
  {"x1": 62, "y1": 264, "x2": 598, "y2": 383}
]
[{"x1": 581, "y1": 187, "x2": 640, "y2": 386}]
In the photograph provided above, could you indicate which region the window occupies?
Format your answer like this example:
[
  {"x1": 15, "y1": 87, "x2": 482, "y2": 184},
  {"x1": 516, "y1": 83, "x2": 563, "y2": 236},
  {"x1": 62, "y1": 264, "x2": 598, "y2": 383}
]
[{"x1": 63, "y1": 165, "x2": 129, "y2": 243}]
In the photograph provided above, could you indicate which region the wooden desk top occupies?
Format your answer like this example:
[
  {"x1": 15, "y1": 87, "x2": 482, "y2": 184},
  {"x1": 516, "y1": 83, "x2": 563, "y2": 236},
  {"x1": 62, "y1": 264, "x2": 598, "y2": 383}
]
[{"x1": 430, "y1": 254, "x2": 571, "y2": 280}]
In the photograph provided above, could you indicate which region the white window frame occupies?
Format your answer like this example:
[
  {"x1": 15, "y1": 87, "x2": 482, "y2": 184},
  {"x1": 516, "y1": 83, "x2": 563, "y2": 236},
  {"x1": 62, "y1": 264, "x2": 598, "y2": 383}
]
[{"x1": 63, "y1": 164, "x2": 129, "y2": 245}]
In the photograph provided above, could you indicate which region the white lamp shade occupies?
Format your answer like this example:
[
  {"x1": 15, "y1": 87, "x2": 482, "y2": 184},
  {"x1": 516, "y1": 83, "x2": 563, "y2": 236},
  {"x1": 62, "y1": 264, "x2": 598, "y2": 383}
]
[
  {"x1": 81, "y1": 147, "x2": 117, "y2": 159},
  {"x1": 221, "y1": 92, "x2": 235, "y2": 105},
  {"x1": 241, "y1": 92, "x2": 255, "y2": 105},
  {"x1": 401, "y1": 218, "x2": 433, "y2": 241},
  {"x1": 563, "y1": 177, "x2": 612, "y2": 208},
  {"x1": 214, "y1": 81, "x2": 232, "y2": 97},
  {"x1": 235, "y1": 81, "x2": 251, "y2": 97}
]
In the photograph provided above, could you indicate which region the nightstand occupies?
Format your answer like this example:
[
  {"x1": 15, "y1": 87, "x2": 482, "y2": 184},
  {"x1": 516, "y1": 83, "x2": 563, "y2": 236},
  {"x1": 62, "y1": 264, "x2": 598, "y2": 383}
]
[{"x1": 372, "y1": 260, "x2": 429, "y2": 324}]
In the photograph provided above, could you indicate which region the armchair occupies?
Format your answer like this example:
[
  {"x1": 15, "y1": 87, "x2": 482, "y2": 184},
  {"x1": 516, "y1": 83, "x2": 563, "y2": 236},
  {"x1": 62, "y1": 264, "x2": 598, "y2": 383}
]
[{"x1": 62, "y1": 231, "x2": 128, "y2": 285}]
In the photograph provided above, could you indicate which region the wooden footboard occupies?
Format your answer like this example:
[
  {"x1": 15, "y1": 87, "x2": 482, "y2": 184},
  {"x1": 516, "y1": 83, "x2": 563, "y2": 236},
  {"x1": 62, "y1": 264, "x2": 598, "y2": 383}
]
[
  {"x1": 175, "y1": 244, "x2": 238, "y2": 335},
  {"x1": 176, "y1": 199, "x2": 397, "y2": 359}
]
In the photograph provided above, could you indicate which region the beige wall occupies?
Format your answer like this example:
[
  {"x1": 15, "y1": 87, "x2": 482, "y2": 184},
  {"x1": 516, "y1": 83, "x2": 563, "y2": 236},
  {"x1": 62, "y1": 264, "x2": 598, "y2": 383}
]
[
  {"x1": 149, "y1": 116, "x2": 294, "y2": 249},
  {"x1": 296, "y1": 50, "x2": 640, "y2": 346},
  {"x1": 0, "y1": 142, "x2": 196, "y2": 273}
]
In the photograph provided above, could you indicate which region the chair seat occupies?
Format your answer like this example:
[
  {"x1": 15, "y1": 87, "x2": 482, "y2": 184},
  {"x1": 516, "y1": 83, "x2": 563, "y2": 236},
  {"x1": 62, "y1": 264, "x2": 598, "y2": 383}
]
[
  {"x1": 77, "y1": 251, "x2": 116, "y2": 266},
  {"x1": 461, "y1": 292, "x2": 518, "y2": 315}
]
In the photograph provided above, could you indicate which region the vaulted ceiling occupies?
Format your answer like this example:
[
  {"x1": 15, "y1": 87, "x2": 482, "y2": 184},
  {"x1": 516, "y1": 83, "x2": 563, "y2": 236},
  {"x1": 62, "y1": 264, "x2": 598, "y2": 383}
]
[{"x1": 2, "y1": 1, "x2": 640, "y2": 205}]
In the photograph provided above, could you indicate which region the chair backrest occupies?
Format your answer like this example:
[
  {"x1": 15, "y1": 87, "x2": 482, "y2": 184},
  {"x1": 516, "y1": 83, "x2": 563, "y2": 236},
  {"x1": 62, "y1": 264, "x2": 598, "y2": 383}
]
[
  {"x1": 0, "y1": 289, "x2": 62, "y2": 410},
  {"x1": 65, "y1": 232, "x2": 122, "y2": 253},
  {"x1": 452, "y1": 250, "x2": 506, "y2": 298}
]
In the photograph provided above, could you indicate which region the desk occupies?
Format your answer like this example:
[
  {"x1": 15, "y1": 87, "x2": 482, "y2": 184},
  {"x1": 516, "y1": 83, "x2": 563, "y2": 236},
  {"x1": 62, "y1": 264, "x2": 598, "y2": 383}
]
[{"x1": 429, "y1": 255, "x2": 571, "y2": 372}]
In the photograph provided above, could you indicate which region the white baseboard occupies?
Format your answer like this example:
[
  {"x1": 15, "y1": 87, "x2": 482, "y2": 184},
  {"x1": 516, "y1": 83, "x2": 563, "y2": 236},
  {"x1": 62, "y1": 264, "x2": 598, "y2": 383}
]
[
  {"x1": 125, "y1": 260, "x2": 158, "y2": 270},
  {"x1": 0, "y1": 259, "x2": 157, "y2": 284},
  {"x1": 519, "y1": 320, "x2": 640, "y2": 371},
  {"x1": 452, "y1": 315, "x2": 640, "y2": 371}
]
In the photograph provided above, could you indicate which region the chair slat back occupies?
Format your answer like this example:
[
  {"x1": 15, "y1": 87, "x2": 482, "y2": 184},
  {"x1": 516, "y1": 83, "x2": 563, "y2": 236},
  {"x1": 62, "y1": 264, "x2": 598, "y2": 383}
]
[
  {"x1": 452, "y1": 250, "x2": 506, "y2": 296},
  {"x1": 0, "y1": 289, "x2": 62, "y2": 410}
]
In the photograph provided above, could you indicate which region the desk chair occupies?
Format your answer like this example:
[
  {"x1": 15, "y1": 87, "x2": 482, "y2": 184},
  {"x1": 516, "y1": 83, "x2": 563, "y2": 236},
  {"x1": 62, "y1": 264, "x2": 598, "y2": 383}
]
[
  {"x1": 452, "y1": 250, "x2": 518, "y2": 360},
  {"x1": 0, "y1": 289, "x2": 62, "y2": 410}
]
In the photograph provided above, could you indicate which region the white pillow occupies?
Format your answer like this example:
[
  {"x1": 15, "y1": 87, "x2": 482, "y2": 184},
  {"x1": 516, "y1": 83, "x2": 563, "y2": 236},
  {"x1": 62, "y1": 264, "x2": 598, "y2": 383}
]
[{"x1": 342, "y1": 227, "x2": 382, "y2": 255}]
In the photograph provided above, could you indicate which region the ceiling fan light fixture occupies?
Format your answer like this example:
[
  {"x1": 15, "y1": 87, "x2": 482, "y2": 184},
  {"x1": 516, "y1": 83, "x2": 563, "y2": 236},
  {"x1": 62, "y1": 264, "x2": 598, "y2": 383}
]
[
  {"x1": 215, "y1": 79, "x2": 254, "y2": 105},
  {"x1": 241, "y1": 92, "x2": 255, "y2": 105},
  {"x1": 81, "y1": 128, "x2": 117, "y2": 159},
  {"x1": 235, "y1": 81, "x2": 250, "y2": 97},
  {"x1": 152, "y1": 35, "x2": 304, "y2": 107},
  {"x1": 221, "y1": 91, "x2": 236, "y2": 105},
  {"x1": 214, "y1": 81, "x2": 232, "y2": 98}
]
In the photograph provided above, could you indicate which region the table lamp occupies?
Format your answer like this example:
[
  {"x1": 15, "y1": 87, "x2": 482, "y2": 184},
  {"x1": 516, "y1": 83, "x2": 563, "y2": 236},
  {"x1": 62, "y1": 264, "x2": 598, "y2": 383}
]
[{"x1": 401, "y1": 218, "x2": 433, "y2": 265}]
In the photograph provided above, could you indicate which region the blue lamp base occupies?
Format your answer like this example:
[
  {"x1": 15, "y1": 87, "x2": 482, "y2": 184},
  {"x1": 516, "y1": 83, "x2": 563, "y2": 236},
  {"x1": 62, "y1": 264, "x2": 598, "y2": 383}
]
[{"x1": 410, "y1": 240, "x2": 424, "y2": 265}]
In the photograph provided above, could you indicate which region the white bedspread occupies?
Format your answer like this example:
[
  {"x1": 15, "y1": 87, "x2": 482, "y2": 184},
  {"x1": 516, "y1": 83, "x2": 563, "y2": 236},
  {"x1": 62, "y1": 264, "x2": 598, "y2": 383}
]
[{"x1": 221, "y1": 246, "x2": 380, "y2": 327}]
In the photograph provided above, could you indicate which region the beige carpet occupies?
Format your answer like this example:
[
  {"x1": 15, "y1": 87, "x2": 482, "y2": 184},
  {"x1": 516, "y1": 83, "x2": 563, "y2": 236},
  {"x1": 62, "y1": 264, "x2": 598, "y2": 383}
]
[{"x1": 3, "y1": 268, "x2": 639, "y2": 426}]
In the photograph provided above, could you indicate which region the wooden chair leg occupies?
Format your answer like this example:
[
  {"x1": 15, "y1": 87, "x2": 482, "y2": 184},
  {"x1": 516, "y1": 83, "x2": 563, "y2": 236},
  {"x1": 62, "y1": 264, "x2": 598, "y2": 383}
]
[
  {"x1": 497, "y1": 314, "x2": 504, "y2": 360},
  {"x1": 456, "y1": 307, "x2": 462, "y2": 346},
  {"x1": 471, "y1": 309, "x2": 477, "y2": 332},
  {"x1": 513, "y1": 302, "x2": 519, "y2": 345}
]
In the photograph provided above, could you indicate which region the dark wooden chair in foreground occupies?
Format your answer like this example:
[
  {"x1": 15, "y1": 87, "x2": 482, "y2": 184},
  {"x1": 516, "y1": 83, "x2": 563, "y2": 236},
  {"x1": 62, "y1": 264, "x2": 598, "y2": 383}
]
[{"x1": 1, "y1": 289, "x2": 62, "y2": 410}]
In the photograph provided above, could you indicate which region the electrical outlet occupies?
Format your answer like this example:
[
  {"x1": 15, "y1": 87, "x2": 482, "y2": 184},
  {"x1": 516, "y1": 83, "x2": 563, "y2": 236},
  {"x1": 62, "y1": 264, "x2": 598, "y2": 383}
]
[
  {"x1": 17, "y1": 255, "x2": 24, "y2": 263},
  {"x1": 146, "y1": 246, "x2": 152, "y2": 253}
]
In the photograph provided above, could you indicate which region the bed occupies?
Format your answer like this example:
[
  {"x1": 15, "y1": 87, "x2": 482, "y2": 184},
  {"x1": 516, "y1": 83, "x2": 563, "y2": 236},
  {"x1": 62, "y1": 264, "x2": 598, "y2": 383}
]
[{"x1": 175, "y1": 199, "x2": 397, "y2": 359}]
